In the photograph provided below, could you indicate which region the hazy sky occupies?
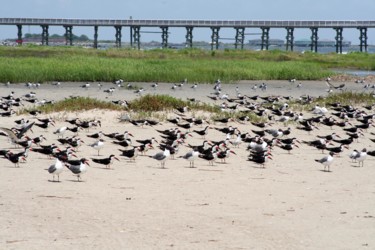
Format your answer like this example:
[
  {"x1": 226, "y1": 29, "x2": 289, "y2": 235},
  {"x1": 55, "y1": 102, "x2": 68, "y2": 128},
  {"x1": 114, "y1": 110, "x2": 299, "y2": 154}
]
[{"x1": 1, "y1": 0, "x2": 375, "y2": 44}]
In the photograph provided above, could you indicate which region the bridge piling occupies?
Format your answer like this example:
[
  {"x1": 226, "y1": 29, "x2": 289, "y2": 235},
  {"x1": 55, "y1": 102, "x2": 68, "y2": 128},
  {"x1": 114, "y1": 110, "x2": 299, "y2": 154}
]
[
  {"x1": 131, "y1": 26, "x2": 141, "y2": 49},
  {"x1": 115, "y1": 26, "x2": 122, "y2": 48},
  {"x1": 310, "y1": 27, "x2": 318, "y2": 52},
  {"x1": 334, "y1": 27, "x2": 343, "y2": 54},
  {"x1": 210, "y1": 27, "x2": 220, "y2": 50},
  {"x1": 260, "y1": 27, "x2": 270, "y2": 50},
  {"x1": 234, "y1": 27, "x2": 245, "y2": 49},
  {"x1": 358, "y1": 27, "x2": 368, "y2": 52},
  {"x1": 41, "y1": 25, "x2": 49, "y2": 45},
  {"x1": 161, "y1": 26, "x2": 168, "y2": 49},
  {"x1": 285, "y1": 27, "x2": 294, "y2": 51},
  {"x1": 94, "y1": 26, "x2": 98, "y2": 49},
  {"x1": 16, "y1": 24, "x2": 22, "y2": 45},
  {"x1": 185, "y1": 27, "x2": 193, "y2": 48},
  {"x1": 64, "y1": 25, "x2": 73, "y2": 46}
]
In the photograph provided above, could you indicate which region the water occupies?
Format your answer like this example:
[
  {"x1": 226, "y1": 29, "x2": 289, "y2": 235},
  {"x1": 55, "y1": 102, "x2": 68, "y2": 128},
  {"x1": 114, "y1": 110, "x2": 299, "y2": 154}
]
[{"x1": 332, "y1": 69, "x2": 375, "y2": 76}]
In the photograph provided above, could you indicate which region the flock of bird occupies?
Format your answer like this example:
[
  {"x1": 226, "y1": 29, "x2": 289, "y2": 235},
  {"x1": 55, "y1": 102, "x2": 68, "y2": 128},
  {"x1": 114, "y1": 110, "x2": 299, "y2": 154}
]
[{"x1": 1, "y1": 78, "x2": 375, "y2": 182}]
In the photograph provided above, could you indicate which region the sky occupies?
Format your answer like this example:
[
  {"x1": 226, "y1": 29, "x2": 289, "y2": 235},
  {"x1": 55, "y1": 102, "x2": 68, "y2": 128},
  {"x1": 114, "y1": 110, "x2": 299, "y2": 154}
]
[{"x1": 1, "y1": 0, "x2": 375, "y2": 44}]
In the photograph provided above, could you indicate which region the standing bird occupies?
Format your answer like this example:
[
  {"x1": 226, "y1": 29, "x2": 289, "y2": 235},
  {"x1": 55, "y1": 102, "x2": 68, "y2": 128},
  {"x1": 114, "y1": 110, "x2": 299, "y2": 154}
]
[
  {"x1": 48, "y1": 157, "x2": 64, "y2": 182},
  {"x1": 150, "y1": 148, "x2": 170, "y2": 168},
  {"x1": 65, "y1": 158, "x2": 90, "y2": 182},
  {"x1": 179, "y1": 150, "x2": 200, "y2": 168},
  {"x1": 350, "y1": 148, "x2": 367, "y2": 167},
  {"x1": 91, "y1": 154, "x2": 119, "y2": 169},
  {"x1": 89, "y1": 139, "x2": 104, "y2": 156},
  {"x1": 4, "y1": 152, "x2": 26, "y2": 167},
  {"x1": 315, "y1": 152, "x2": 334, "y2": 172}
]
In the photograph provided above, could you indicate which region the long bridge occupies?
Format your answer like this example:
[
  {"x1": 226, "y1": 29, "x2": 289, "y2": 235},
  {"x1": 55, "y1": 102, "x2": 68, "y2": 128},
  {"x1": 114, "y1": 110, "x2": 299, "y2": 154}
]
[{"x1": 1, "y1": 18, "x2": 375, "y2": 53}]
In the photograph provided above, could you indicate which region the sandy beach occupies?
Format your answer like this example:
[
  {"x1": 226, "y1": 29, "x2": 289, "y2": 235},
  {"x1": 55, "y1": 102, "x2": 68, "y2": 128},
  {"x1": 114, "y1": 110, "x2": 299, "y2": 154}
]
[{"x1": 1, "y1": 79, "x2": 375, "y2": 250}]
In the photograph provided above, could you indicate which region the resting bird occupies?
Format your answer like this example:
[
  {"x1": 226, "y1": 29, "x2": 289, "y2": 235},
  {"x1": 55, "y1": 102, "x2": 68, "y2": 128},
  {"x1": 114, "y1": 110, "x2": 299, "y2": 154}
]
[
  {"x1": 178, "y1": 150, "x2": 200, "y2": 168},
  {"x1": 315, "y1": 152, "x2": 334, "y2": 172},
  {"x1": 91, "y1": 154, "x2": 119, "y2": 169},
  {"x1": 65, "y1": 158, "x2": 90, "y2": 181},
  {"x1": 48, "y1": 157, "x2": 64, "y2": 182},
  {"x1": 150, "y1": 148, "x2": 170, "y2": 168}
]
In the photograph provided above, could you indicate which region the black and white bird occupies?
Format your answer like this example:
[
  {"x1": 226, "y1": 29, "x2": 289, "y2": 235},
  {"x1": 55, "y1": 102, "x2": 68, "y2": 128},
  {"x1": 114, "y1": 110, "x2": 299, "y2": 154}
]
[
  {"x1": 179, "y1": 150, "x2": 200, "y2": 168},
  {"x1": 315, "y1": 152, "x2": 334, "y2": 172},
  {"x1": 65, "y1": 158, "x2": 90, "y2": 182},
  {"x1": 91, "y1": 154, "x2": 119, "y2": 169},
  {"x1": 150, "y1": 148, "x2": 170, "y2": 168},
  {"x1": 48, "y1": 157, "x2": 64, "y2": 182},
  {"x1": 349, "y1": 148, "x2": 367, "y2": 167},
  {"x1": 89, "y1": 139, "x2": 105, "y2": 156}
]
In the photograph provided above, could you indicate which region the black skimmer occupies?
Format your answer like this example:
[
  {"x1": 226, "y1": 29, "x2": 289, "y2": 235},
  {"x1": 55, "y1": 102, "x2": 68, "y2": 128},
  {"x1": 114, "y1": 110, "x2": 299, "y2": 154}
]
[
  {"x1": 178, "y1": 150, "x2": 200, "y2": 168},
  {"x1": 119, "y1": 146, "x2": 143, "y2": 161},
  {"x1": 135, "y1": 137, "x2": 158, "y2": 145},
  {"x1": 217, "y1": 148, "x2": 236, "y2": 163},
  {"x1": 167, "y1": 117, "x2": 181, "y2": 125},
  {"x1": 315, "y1": 152, "x2": 334, "y2": 172},
  {"x1": 4, "y1": 152, "x2": 26, "y2": 167},
  {"x1": 48, "y1": 157, "x2": 64, "y2": 182},
  {"x1": 193, "y1": 126, "x2": 211, "y2": 139},
  {"x1": 65, "y1": 118, "x2": 80, "y2": 125},
  {"x1": 213, "y1": 117, "x2": 234, "y2": 124},
  {"x1": 198, "y1": 151, "x2": 218, "y2": 166},
  {"x1": 65, "y1": 158, "x2": 90, "y2": 181},
  {"x1": 91, "y1": 154, "x2": 119, "y2": 169},
  {"x1": 277, "y1": 142, "x2": 299, "y2": 154},
  {"x1": 112, "y1": 139, "x2": 132, "y2": 148},
  {"x1": 150, "y1": 148, "x2": 170, "y2": 168},
  {"x1": 326, "y1": 144, "x2": 348, "y2": 155},
  {"x1": 87, "y1": 131, "x2": 103, "y2": 139}
]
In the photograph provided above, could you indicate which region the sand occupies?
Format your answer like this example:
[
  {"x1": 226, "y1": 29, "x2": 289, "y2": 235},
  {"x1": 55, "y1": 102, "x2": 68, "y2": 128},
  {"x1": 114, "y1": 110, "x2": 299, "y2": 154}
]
[{"x1": 0, "y1": 80, "x2": 375, "y2": 250}]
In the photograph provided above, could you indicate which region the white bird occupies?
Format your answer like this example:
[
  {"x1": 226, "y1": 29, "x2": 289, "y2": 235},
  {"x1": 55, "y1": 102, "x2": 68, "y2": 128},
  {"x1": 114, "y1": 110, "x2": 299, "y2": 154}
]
[
  {"x1": 53, "y1": 126, "x2": 68, "y2": 138},
  {"x1": 90, "y1": 139, "x2": 104, "y2": 156},
  {"x1": 179, "y1": 150, "x2": 199, "y2": 168},
  {"x1": 81, "y1": 83, "x2": 90, "y2": 89},
  {"x1": 65, "y1": 158, "x2": 90, "y2": 182},
  {"x1": 48, "y1": 157, "x2": 64, "y2": 182},
  {"x1": 315, "y1": 151, "x2": 334, "y2": 172},
  {"x1": 350, "y1": 148, "x2": 367, "y2": 167},
  {"x1": 150, "y1": 148, "x2": 170, "y2": 168},
  {"x1": 151, "y1": 82, "x2": 158, "y2": 90}
]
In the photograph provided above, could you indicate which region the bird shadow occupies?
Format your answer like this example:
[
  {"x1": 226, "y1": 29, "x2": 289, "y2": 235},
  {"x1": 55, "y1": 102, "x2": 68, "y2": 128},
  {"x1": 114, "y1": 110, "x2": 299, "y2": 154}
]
[
  {"x1": 319, "y1": 170, "x2": 332, "y2": 173},
  {"x1": 47, "y1": 180, "x2": 62, "y2": 183}
]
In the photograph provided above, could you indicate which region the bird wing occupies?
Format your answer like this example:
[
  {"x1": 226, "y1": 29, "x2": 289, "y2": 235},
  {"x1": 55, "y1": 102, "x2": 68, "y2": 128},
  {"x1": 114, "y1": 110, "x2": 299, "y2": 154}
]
[
  {"x1": 0, "y1": 127, "x2": 20, "y2": 142},
  {"x1": 48, "y1": 165, "x2": 57, "y2": 173},
  {"x1": 17, "y1": 122, "x2": 35, "y2": 138}
]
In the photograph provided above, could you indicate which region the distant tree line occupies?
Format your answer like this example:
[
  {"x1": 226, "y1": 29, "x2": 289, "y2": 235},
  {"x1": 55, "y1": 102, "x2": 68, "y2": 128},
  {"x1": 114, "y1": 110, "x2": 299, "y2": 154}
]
[{"x1": 24, "y1": 33, "x2": 90, "y2": 41}]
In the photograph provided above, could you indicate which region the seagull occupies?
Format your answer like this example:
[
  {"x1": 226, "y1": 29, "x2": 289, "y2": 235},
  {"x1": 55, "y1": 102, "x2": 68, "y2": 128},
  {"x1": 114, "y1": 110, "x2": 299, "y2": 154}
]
[
  {"x1": 178, "y1": 150, "x2": 199, "y2": 168},
  {"x1": 315, "y1": 151, "x2": 334, "y2": 172},
  {"x1": 134, "y1": 88, "x2": 145, "y2": 95},
  {"x1": 89, "y1": 139, "x2": 104, "y2": 156},
  {"x1": 81, "y1": 82, "x2": 90, "y2": 89},
  {"x1": 65, "y1": 158, "x2": 90, "y2": 182},
  {"x1": 48, "y1": 157, "x2": 64, "y2": 182},
  {"x1": 53, "y1": 126, "x2": 69, "y2": 138},
  {"x1": 191, "y1": 83, "x2": 198, "y2": 90},
  {"x1": 151, "y1": 82, "x2": 158, "y2": 90},
  {"x1": 150, "y1": 148, "x2": 170, "y2": 168},
  {"x1": 91, "y1": 154, "x2": 119, "y2": 169},
  {"x1": 350, "y1": 148, "x2": 367, "y2": 167}
]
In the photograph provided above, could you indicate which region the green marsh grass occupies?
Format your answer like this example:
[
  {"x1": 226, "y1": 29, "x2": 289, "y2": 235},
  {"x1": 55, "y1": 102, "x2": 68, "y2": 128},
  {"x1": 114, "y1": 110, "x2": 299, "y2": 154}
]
[{"x1": 2, "y1": 46, "x2": 374, "y2": 83}]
